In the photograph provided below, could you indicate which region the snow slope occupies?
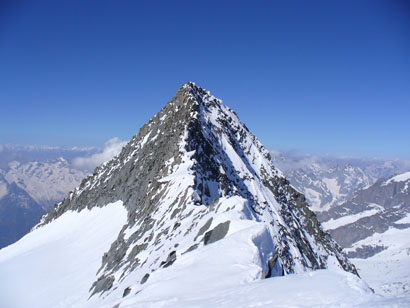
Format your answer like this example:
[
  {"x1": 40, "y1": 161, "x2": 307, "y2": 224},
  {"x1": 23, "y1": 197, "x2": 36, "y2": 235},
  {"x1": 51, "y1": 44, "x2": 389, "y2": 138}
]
[
  {"x1": 0, "y1": 199, "x2": 407, "y2": 308},
  {"x1": 96, "y1": 270, "x2": 409, "y2": 308},
  {"x1": 348, "y1": 218, "x2": 410, "y2": 297},
  {"x1": 0, "y1": 201, "x2": 127, "y2": 308}
]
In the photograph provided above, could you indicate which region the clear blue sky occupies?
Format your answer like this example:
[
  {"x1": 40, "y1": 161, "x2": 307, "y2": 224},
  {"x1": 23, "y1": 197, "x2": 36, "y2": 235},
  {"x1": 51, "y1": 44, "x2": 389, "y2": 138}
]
[{"x1": 1, "y1": 0, "x2": 409, "y2": 159}]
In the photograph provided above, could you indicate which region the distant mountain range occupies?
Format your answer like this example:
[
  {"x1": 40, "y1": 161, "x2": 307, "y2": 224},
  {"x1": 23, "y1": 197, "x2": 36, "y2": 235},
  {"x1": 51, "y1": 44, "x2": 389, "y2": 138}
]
[
  {"x1": 271, "y1": 150, "x2": 410, "y2": 212},
  {"x1": 0, "y1": 155, "x2": 90, "y2": 248},
  {"x1": 0, "y1": 174, "x2": 44, "y2": 248},
  {"x1": 318, "y1": 171, "x2": 410, "y2": 296},
  {"x1": 4, "y1": 158, "x2": 89, "y2": 211},
  {"x1": 0, "y1": 140, "x2": 130, "y2": 248},
  {"x1": 271, "y1": 150, "x2": 410, "y2": 296}
]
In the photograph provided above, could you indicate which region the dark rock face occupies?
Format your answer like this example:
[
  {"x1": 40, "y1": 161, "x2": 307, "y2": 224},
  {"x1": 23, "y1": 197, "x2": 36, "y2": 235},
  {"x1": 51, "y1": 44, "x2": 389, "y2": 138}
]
[
  {"x1": 346, "y1": 245, "x2": 386, "y2": 259},
  {"x1": 204, "y1": 221, "x2": 230, "y2": 245},
  {"x1": 35, "y1": 82, "x2": 357, "y2": 297},
  {"x1": 161, "y1": 251, "x2": 177, "y2": 268},
  {"x1": 0, "y1": 179, "x2": 45, "y2": 248},
  {"x1": 90, "y1": 275, "x2": 115, "y2": 297},
  {"x1": 140, "y1": 273, "x2": 149, "y2": 284},
  {"x1": 195, "y1": 218, "x2": 213, "y2": 240},
  {"x1": 122, "y1": 287, "x2": 131, "y2": 297}
]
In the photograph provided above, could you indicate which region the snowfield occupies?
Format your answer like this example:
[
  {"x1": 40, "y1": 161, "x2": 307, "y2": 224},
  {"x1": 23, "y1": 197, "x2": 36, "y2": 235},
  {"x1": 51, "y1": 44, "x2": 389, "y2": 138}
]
[
  {"x1": 0, "y1": 199, "x2": 409, "y2": 308},
  {"x1": 0, "y1": 201, "x2": 127, "y2": 308},
  {"x1": 105, "y1": 270, "x2": 409, "y2": 308},
  {"x1": 349, "y1": 221, "x2": 410, "y2": 297}
]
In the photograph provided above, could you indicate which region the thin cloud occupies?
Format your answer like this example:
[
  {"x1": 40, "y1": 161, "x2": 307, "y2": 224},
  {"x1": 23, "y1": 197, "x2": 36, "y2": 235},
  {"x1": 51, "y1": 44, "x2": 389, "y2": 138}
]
[{"x1": 72, "y1": 137, "x2": 127, "y2": 170}]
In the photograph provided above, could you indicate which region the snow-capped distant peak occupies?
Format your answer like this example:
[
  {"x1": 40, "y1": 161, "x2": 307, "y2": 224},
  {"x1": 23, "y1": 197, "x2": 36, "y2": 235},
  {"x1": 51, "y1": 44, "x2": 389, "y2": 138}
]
[{"x1": 4, "y1": 158, "x2": 89, "y2": 210}]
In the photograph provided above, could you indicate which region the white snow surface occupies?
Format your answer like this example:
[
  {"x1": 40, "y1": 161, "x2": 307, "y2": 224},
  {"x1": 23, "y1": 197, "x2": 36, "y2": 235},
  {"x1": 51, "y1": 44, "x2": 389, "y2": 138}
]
[
  {"x1": 97, "y1": 269, "x2": 409, "y2": 308},
  {"x1": 0, "y1": 201, "x2": 127, "y2": 308},
  {"x1": 0, "y1": 198, "x2": 407, "y2": 308}
]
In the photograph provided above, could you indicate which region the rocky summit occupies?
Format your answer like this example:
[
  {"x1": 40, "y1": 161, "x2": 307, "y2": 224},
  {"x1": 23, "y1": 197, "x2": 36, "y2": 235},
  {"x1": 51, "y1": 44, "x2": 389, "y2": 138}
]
[{"x1": 1, "y1": 83, "x2": 358, "y2": 307}]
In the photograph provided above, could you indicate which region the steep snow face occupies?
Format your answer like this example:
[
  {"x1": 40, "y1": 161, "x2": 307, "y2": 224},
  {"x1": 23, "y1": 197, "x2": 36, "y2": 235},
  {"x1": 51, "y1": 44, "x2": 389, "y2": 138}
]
[
  {"x1": 4, "y1": 83, "x2": 356, "y2": 306},
  {"x1": 5, "y1": 158, "x2": 89, "y2": 210},
  {"x1": 0, "y1": 201, "x2": 127, "y2": 308}
]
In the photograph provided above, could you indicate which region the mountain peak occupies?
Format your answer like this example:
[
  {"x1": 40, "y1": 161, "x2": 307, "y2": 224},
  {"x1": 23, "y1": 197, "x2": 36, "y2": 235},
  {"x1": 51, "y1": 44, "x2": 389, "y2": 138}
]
[
  {"x1": 175, "y1": 82, "x2": 223, "y2": 110},
  {"x1": 33, "y1": 84, "x2": 356, "y2": 301}
]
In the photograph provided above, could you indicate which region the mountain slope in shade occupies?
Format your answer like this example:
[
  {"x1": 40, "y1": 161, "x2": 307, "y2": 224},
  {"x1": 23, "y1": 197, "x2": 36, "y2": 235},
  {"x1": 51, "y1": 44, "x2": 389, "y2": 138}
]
[
  {"x1": 0, "y1": 175, "x2": 45, "y2": 248},
  {"x1": 318, "y1": 171, "x2": 410, "y2": 296},
  {"x1": 1, "y1": 83, "x2": 364, "y2": 307}
]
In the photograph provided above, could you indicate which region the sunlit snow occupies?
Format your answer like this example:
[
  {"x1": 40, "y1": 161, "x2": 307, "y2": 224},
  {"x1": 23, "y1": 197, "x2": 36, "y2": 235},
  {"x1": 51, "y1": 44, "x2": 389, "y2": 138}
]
[{"x1": 0, "y1": 201, "x2": 127, "y2": 308}]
